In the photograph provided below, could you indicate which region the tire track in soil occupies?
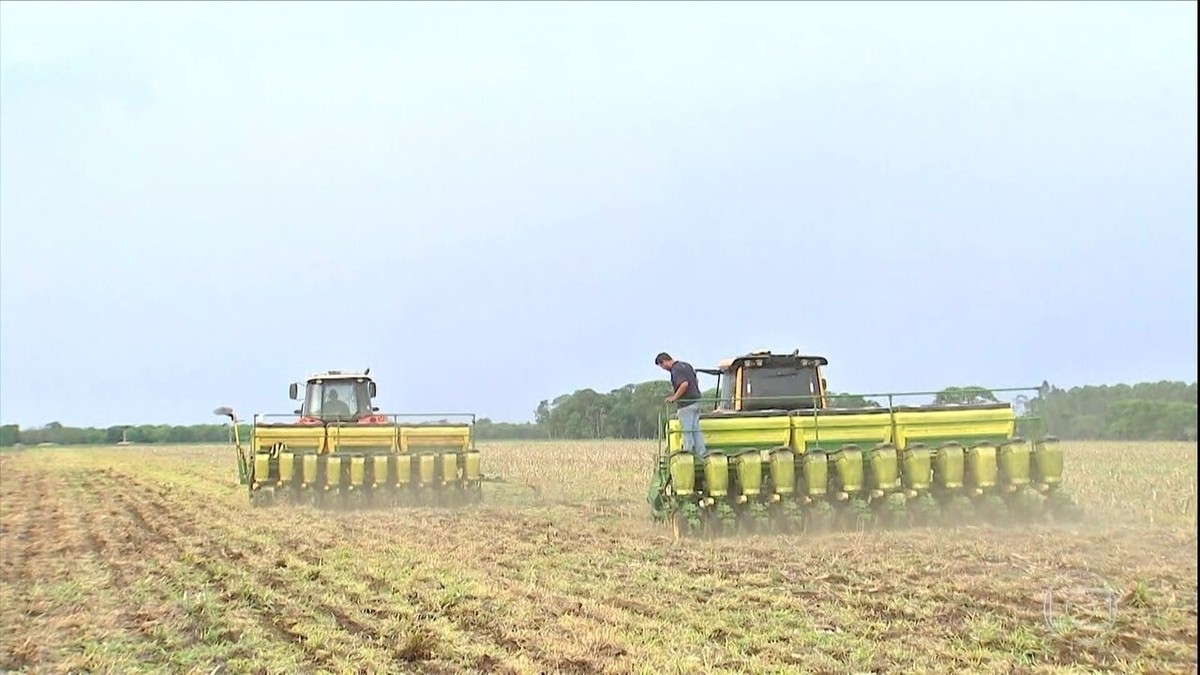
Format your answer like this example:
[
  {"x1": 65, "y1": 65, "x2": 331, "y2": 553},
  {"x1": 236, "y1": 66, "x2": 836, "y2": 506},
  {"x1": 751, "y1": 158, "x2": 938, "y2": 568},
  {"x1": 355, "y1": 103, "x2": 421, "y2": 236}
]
[
  {"x1": 272, "y1": 535, "x2": 537, "y2": 673},
  {"x1": 95, "y1": 468, "x2": 560, "y2": 673},
  {"x1": 8, "y1": 465, "x2": 845, "y2": 673},
  {"x1": 3, "y1": 466, "x2": 157, "y2": 671},
  {"x1": 61, "y1": 469, "x2": 111, "y2": 563},
  {"x1": 1, "y1": 468, "x2": 63, "y2": 671},
  {"x1": 97, "y1": 469, "x2": 460, "y2": 673},
  {"x1": 340, "y1": 514, "x2": 670, "y2": 672},
  {"x1": 81, "y1": 470, "x2": 338, "y2": 671},
  {"x1": 40, "y1": 472, "x2": 69, "y2": 576},
  {"x1": 1, "y1": 469, "x2": 88, "y2": 594},
  {"x1": 0, "y1": 469, "x2": 30, "y2": 578},
  {"x1": 62, "y1": 471, "x2": 307, "y2": 668},
  {"x1": 367, "y1": 513, "x2": 675, "y2": 615},
  {"x1": 94, "y1": 470, "x2": 912, "y2": 674},
  {"x1": 70, "y1": 469, "x2": 240, "y2": 668},
  {"x1": 195, "y1": 506, "x2": 543, "y2": 673},
  {"x1": 395, "y1": 510, "x2": 824, "y2": 658},
  {"x1": 115, "y1": 476, "x2": 414, "y2": 665},
  {"x1": 165, "y1": 497, "x2": 582, "y2": 674},
  {"x1": 0, "y1": 469, "x2": 50, "y2": 584}
]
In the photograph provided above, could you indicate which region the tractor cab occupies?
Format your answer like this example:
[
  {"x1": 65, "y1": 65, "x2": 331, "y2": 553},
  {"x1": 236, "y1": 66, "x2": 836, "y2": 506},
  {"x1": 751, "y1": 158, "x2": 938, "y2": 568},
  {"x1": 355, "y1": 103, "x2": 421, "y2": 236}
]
[
  {"x1": 288, "y1": 370, "x2": 384, "y2": 424},
  {"x1": 701, "y1": 349, "x2": 829, "y2": 412}
]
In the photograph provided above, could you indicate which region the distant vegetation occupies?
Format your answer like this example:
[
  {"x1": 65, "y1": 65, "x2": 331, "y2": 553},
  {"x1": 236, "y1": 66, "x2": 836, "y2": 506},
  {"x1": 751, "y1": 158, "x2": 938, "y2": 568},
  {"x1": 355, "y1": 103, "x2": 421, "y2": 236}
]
[
  {"x1": 508, "y1": 379, "x2": 1196, "y2": 442},
  {"x1": 1031, "y1": 381, "x2": 1197, "y2": 441},
  {"x1": 0, "y1": 422, "x2": 245, "y2": 447},
  {"x1": 1, "y1": 380, "x2": 1195, "y2": 447}
]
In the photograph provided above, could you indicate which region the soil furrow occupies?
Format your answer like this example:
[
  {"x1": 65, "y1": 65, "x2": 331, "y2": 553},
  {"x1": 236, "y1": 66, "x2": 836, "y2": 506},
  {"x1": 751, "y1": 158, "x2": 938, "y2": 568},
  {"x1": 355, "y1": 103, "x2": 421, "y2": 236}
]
[
  {"x1": 214, "y1": 515, "x2": 544, "y2": 672},
  {"x1": 3, "y1": 443, "x2": 1197, "y2": 674},
  {"x1": 108, "y1": 470, "x2": 487, "y2": 673},
  {"x1": 102, "y1": 472, "x2": 425, "y2": 666},
  {"x1": 92, "y1": 468, "x2": 550, "y2": 672},
  {"x1": 92, "y1": 473, "x2": 340, "y2": 670},
  {"x1": 315, "y1": 514, "x2": 651, "y2": 671}
]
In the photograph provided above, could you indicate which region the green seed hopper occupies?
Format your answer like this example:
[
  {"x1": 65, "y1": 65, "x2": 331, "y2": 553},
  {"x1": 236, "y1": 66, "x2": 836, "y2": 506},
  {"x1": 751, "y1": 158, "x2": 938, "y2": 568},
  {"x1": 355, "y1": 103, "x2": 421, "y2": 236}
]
[{"x1": 646, "y1": 350, "x2": 1077, "y2": 538}]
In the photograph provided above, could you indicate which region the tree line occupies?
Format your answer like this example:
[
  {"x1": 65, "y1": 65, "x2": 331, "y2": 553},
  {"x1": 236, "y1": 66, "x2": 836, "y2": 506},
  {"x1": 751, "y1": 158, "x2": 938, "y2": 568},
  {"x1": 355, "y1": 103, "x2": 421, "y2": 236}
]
[
  {"x1": 2, "y1": 379, "x2": 1195, "y2": 447},
  {"x1": 0, "y1": 422, "x2": 248, "y2": 447},
  {"x1": 1028, "y1": 381, "x2": 1197, "y2": 441}
]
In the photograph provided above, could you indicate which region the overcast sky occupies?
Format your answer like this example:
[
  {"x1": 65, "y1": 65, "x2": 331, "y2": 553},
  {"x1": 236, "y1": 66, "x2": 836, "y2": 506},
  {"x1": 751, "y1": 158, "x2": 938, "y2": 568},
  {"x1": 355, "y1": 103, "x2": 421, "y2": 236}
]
[{"x1": 1, "y1": 1, "x2": 1196, "y2": 427}]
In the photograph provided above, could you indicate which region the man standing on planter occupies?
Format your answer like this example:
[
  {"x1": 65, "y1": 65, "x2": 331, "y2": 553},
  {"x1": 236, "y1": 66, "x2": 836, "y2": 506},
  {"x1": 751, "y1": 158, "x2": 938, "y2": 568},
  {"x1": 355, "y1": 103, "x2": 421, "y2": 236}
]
[{"x1": 655, "y1": 352, "x2": 709, "y2": 460}]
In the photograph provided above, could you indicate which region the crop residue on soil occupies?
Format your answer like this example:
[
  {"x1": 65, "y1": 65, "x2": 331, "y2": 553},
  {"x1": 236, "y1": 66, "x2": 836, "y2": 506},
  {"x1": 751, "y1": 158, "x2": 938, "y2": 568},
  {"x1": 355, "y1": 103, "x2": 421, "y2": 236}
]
[{"x1": 1, "y1": 441, "x2": 1196, "y2": 674}]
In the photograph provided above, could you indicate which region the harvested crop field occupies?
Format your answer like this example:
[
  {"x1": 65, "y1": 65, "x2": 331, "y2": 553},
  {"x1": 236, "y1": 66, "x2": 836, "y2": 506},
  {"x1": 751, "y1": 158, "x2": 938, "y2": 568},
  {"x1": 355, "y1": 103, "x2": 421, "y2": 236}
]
[{"x1": 1, "y1": 440, "x2": 1196, "y2": 674}]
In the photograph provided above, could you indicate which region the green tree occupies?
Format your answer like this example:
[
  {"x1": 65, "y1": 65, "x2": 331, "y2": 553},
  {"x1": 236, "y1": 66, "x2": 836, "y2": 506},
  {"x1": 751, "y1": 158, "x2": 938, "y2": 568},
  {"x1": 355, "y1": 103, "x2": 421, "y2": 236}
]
[
  {"x1": 0, "y1": 425, "x2": 19, "y2": 447},
  {"x1": 1029, "y1": 380, "x2": 1197, "y2": 440},
  {"x1": 826, "y1": 392, "x2": 881, "y2": 408},
  {"x1": 934, "y1": 386, "x2": 998, "y2": 405}
]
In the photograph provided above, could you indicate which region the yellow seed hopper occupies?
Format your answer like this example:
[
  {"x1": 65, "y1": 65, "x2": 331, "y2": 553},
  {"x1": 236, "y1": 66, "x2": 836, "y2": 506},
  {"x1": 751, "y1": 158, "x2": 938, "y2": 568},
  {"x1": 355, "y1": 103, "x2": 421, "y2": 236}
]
[{"x1": 215, "y1": 369, "x2": 482, "y2": 508}]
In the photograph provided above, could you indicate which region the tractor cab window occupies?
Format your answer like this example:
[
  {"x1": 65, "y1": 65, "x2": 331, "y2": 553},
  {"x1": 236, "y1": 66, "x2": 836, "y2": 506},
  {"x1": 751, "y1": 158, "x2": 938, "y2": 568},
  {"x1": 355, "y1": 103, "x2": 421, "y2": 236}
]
[
  {"x1": 741, "y1": 364, "x2": 821, "y2": 411},
  {"x1": 716, "y1": 372, "x2": 736, "y2": 411},
  {"x1": 304, "y1": 380, "x2": 369, "y2": 419}
]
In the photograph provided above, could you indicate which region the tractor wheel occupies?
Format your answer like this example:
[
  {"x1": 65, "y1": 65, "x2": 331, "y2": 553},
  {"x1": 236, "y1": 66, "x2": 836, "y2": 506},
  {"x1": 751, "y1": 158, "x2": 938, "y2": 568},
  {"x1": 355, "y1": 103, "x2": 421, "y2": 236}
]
[
  {"x1": 876, "y1": 493, "x2": 907, "y2": 529},
  {"x1": 805, "y1": 501, "x2": 834, "y2": 534},
  {"x1": 671, "y1": 510, "x2": 686, "y2": 541},
  {"x1": 1047, "y1": 490, "x2": 1082, "y2": 522},
  {"x1": 908, "y1": 493, "x2": 939, "y2": 527}
]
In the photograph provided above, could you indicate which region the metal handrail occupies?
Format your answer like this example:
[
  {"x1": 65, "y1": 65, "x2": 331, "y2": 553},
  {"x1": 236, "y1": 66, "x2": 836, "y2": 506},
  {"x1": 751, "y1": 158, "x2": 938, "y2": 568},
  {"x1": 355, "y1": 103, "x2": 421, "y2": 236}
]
[
  {"x1": 254, "y1": 412, "x2": 477, "y2": 424},
  {"x1": 250, "y1": 410, "x2": 480, "y2": 451},
  {"x1": 656, "y1": 386, "x2": 1047, "y2": 459}
]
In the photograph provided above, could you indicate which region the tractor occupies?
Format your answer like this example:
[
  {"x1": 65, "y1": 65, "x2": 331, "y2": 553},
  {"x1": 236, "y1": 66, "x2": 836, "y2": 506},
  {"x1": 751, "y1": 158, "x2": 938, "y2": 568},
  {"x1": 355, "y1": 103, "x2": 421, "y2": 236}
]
[
  {"x1": 647, "y1": 349, "x2": 1077, "y2": 538},
  {"x1": 215, "y1": 369, "x2": 482, "y2": 508}
]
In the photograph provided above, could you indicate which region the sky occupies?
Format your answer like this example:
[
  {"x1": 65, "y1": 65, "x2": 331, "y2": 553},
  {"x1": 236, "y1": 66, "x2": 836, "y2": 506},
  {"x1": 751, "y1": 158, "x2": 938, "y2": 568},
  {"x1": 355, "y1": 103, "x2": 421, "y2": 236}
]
[{"x1": 0, "y1": 1, "x2": 1196, "y2": 427}]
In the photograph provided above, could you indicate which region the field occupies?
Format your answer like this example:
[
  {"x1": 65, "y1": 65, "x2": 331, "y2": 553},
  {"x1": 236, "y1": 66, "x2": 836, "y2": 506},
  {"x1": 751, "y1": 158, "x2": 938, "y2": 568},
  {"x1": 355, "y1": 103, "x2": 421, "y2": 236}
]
[{"x1": 1, "y1": 440, "x2": 1196, "y2": 674}]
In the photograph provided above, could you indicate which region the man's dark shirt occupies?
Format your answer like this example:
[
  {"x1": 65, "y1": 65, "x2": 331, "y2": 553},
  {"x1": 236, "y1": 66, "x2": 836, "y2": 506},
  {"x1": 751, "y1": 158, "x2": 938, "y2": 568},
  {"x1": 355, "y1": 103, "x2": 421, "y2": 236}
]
[{"x1": 669, "y1": 360, "x2": 702, "y2": 407}]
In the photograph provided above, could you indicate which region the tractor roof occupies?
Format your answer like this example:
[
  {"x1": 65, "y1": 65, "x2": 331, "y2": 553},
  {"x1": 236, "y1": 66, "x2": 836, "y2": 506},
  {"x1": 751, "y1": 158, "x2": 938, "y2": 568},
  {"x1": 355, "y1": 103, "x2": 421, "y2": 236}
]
[
  {"x1": 703, "y1": 350, "x2": 828, "y2": 374},
  {"x1": 306, "y1": 369, "x2": 372, "y2": 382}
]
